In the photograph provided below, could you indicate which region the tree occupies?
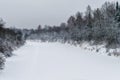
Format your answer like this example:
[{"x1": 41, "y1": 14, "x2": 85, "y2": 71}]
[
  {"x1": 115, "y1": 2, "x2": 120, "y2": 23},
  {"x1": 116, "y1": 2, "x2": 119, "y2": 10},
  {"x1": 67, "y1": 16, "x2": 76, "y2": 28},
  {"x1": 75, "y1": 12, "x2": 83, "y2": 28},
  {"x1": 60, "y1": 22, "x2": 66, "y2": 28},
  {"x1": 37, "y1": 25, "x2": 42, "y2": 31},
  {"x1": 85, "y1": 5, "x2": 93, "y2": 28},
  {"x1": 0, "y1": 19, "x2": 5, "y2": 28},
  {"x1": 93, "y1": 8, "x2": 104, "y2": 28}
]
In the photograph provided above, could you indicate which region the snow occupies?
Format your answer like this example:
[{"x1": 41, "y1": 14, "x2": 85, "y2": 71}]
[{"x1": 0, "y1": 41, "x2": 120, "y2": 80}]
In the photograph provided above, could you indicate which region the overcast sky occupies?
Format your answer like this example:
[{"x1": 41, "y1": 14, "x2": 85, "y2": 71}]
[{"x1": 0, "y1": 0, "x2": 119, "y2": 29}]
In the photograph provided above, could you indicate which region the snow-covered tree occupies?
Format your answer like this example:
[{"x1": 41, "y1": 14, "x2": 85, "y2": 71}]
[
  {"x1": 67, "y1": 16, "x2": 76, "y2": 28},
  {"x1": 85, "y1": 5, "x2": 93, "y2": 28},
  {"x1": 115, "y1": 2, "x2": 120, "y2": 27},
  {"x1": 37, "y1": 25, "x2": 42, "y2": 31},
  {"x1": 75, "y1": 12, "x2": 83, "y2": 27}
]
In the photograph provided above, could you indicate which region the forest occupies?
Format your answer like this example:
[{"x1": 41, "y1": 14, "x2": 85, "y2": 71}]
[
  {"x1": 28, "y1": 2, "x2": 120, "y2": 48},
  {"x1": 0, "y1": 1, "x2": 120, "y2": 70}
]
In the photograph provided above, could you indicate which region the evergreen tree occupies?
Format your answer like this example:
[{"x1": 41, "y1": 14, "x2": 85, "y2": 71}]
[
  {"x1": 116, "y1": 2, "x2": 119, "y2": 10},
  {"x1": 115, "y1": 2, "x2": 120, "y2": 23},
  {"x1": 93, "y1": 8, "x2": 103, "y2": 27},
  {"x1": 85, "y1": 5, "x2": 93, "y2": 28},
  {"x1": 67, "y1": 16, "x2": 76, "y2": 28},
  {"x1": 75, "y1": 12, "x2": 83, "y2": 28},
  {"x1": 38, "y1": 25, "x2": 42, "y2": 31}
]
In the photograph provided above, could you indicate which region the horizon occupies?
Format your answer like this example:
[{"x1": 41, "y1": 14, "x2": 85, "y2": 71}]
[{"x1": 0, "y1": 0, "x2": 119, "y2": 29}]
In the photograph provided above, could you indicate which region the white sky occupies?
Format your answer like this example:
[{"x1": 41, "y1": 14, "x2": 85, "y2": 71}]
[{"x1": 0, "y1": 0, "x2": 119, "y2": 29}]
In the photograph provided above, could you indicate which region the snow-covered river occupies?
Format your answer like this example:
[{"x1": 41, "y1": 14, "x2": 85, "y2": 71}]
[{"x1": 0, "y1": 41, "x2": 120, "y2": 80}]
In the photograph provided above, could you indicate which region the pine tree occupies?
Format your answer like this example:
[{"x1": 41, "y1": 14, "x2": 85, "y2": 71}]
[
  {"x1": 38, "y1": 25, "x2": 42, "y2": 31},
  {"x1": 67, "y1": 16, "x2": 76, "y2": 28},
  {"x1": 75, "y1": 12, "x2": 83, "y2": 27},
  {"x1": 85, "y1": 5, "x2": 93, "y2": 28},
  {"x1": 115, "y1": 2, "x2": 120, "y2": 23},
  {"x1": 116, "y1": 2, "x2": 119, "y2": 10}
]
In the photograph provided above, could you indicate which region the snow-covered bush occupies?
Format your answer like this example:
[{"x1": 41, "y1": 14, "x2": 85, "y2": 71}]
[
  {"x1": 110, "y1": 51, "x2": 120, "y2": 56},
  {"x1": 0, "y1": 53, "x2": 6, "y2": 70}
]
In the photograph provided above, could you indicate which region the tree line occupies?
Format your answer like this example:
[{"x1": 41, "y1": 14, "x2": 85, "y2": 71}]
[
  {"x1": 28, "y1": 1, "x2": 120, "y2": 48},
  {"x1": 0, "y1": 19, "x2": 26, "y2": 70}
]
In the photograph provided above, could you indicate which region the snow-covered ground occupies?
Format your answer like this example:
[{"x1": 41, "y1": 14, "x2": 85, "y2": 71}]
[{"x1": 0, "y1": 41, "x2": 120, "y2": 80}]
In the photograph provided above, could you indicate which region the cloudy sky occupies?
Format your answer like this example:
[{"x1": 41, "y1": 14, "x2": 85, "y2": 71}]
[{"x1": 0, "y1": 0, "x2": 119, "y2": 29}]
